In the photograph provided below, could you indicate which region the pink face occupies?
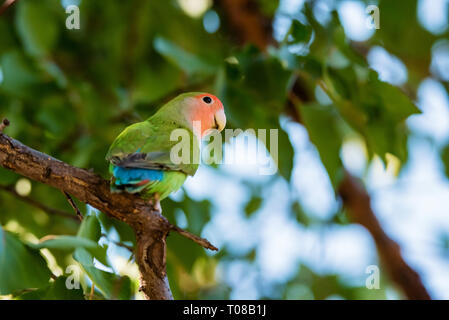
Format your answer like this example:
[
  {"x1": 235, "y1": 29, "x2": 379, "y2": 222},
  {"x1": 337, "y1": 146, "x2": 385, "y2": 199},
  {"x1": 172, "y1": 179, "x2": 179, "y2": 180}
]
[{"x1": 188, "y1": 93, "x2": 226, "y2": 137}]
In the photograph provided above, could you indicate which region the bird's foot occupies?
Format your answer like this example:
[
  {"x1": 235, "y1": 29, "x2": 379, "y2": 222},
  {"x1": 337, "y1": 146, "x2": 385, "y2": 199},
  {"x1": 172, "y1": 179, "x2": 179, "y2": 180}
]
[{"x1": 151, "y1": 193, "x2": 161, "y2": 213}]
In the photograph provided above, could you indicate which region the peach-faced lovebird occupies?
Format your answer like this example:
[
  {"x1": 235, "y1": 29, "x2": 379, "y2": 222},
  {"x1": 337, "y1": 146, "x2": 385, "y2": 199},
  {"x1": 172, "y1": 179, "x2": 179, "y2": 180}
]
[{"x1": 106, "y1": 92, "x2": 226, "y2": 201}]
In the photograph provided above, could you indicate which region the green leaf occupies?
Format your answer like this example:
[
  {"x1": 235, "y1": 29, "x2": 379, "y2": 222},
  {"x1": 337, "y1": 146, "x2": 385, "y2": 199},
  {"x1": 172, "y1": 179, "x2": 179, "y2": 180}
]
[
  {"x1": 244, "y1": 196, "x2": 263, "y2": 217},
  {"x1": 331, "y1": 210, "x2": 350, "y2": 226},
  {"x1": 323, "y1": 65, "x2": 417, "y2": 164},
  {"x1": 376, "y1": 0, "x2": 434, "y2": 62},
  {"x1": 75, "y1": 214, "x2": 108, "y2": 267},
  {"x1": 277, "y1": 127, "x2": 294, "y2": 181},
  {"x1": 16, "y1": 276, "x2": 85, "y2": 300},
  {"x1": 73, "y1": 248, "x2": 132, "y2": 300},
  {"x1": 28, "y1": 235, "x2": 100, "y2": 251},
  {"x1": 0, "y1": 50, "x2": 41, "y2": 97},
  {"x1": 73, "y1": 215, "x2": 131, "y2": 299},
  {"x1": 0, "y1": 227, "x2": 52, "y2": 295},
  {"x1": 298, "y1": 56, "x2": 323, "y2": 79},
  {"x1": 288, "y1": 20, "x2": 312, "y2": 44},
  {"x1": 290, "y1": 264, "x2": 387, "y2": 300},
  {"x1": 183, "y1": 197, "x2": 212, "y2": 235},
  {"x1": 217, "y1": 48, "x2": 292, "y2": 129},
  {"x1": 376, "y1": 80, "x2": 421, "y2": 121},
  {"x1": 257, "y1": 0, "x2": 280, "y2": 17},
  {"x1": 167, "y1": 232, "x2": 206, "y2": 272},
  {"x1": 132, "y1": 60, "x2": 182, "y2": 104},
  {"x1": 292, "y1": 201, "x2": 310, "y2": 226},
  {"x1": 36, "y1": 95, "x2": 77, "y2": 136},
  {"x1": 0, "y1": 19, "x2": 17, "y2": 53},
  {"x1": 241, "y1": 54, "x2": 292, "y2": 105},
  {"x1": 300, "y1": 103, "x2": 343, "y2": 188},
  {"x1": 15, "y1": 0, "x2": 59, "y2": 57},
  {"x1": 77, "y1": 215, "x2": 101, "y2": 242},
  {"x1": 154, "y1": 36, "x2": 216, "y2": 76},
  {"x1": 441, "y1": 144, "x2": 449, "y2": 179},
  {"x1": 332, "y1": 26, "x2": 367, "y2": 67},
  {"x1": 97, "y1": 211, "x2": 136, "y2": 246}
]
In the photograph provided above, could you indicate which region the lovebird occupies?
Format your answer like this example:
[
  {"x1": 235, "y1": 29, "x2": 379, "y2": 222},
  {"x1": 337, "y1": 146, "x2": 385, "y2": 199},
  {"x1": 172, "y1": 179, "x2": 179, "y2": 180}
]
[{"x1": 105, "y1": 92, "x2": 226, "y2": 202}]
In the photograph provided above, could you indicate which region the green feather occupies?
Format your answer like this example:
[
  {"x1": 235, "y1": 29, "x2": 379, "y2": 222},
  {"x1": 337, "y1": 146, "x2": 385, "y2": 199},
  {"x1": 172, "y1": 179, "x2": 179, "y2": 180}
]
[{"x1": 106, "y1": 92, "x2": 203, "y2": 200}]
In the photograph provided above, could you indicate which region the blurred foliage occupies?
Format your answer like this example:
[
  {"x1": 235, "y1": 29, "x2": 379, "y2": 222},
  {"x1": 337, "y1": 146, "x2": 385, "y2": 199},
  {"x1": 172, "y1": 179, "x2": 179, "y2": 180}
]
[
  {"x1": 0, "y1": 227, "x2": 52, "y2": 294},
  {"x1": 282, "y1": 264, "x2": 388, "y2": 300},
  {"x1": 0, "y1": 0, "x2": 446, "y2": 300},
  {"x1": 16, "y1": 276, "x2": 85, "y2": 300}
]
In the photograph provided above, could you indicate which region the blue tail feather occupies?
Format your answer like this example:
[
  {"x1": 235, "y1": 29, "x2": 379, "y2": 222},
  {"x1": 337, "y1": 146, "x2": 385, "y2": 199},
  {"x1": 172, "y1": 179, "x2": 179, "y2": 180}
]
[{"x1": 112, "y1": 166, "x2": 163, "y2": 186}]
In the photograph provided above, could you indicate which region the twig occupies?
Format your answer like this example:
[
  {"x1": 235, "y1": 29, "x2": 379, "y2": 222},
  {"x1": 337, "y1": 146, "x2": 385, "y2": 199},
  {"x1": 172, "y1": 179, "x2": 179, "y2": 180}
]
[
  {"x1": 170, "y1": 225, "x2": 218, "y2": 251},
  {"x1": 101, "y1": 233, "x2": 135, "y2": 253},
  {"x1": 0, "y1": 184, "x2": 79, "y2": 221},
  {"x1": 63, "y1": 191, "x2": 83, "y2": 221},
  {"x1": 0, "y1": 118, "x2": 10, "y2": 132},
  {"x1": 89, "y1": 284, "x2": 95, "y2": 300},
  {"x1": 114, "y1": 241, "x2": 135, "y2": 253}
]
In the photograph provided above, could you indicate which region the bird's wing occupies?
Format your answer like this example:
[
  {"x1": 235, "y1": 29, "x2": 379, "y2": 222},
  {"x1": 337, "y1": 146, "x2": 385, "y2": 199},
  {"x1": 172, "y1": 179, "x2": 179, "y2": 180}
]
[{"x1": 106, "y1": 120, "x2": 198, "y2": 176}]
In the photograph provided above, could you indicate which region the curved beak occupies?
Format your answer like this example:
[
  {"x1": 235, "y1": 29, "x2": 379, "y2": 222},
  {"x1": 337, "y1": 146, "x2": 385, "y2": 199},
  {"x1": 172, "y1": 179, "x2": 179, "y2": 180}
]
[{"x1": 214, "y1": 108, "x2": 226, "y2": 132}]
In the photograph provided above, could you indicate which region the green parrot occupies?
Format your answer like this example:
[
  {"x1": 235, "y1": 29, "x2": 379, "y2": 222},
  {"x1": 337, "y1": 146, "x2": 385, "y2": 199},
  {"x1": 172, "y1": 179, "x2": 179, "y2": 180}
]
[{"x1": 105, "y1": 92, "x2": 226, "y2": 201}]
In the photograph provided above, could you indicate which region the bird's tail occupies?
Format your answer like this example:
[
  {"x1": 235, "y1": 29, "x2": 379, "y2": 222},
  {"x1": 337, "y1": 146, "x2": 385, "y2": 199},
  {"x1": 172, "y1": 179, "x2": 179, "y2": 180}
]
[{"x1": 110, "y1": 165, "x2": 162, "y2": 194}]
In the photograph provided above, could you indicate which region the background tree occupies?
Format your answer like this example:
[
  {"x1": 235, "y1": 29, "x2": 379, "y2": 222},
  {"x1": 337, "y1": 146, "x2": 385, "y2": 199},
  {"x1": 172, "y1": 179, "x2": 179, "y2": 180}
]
[{"x1": 0, "y1": 0, "x2": 447, "y2": 299}]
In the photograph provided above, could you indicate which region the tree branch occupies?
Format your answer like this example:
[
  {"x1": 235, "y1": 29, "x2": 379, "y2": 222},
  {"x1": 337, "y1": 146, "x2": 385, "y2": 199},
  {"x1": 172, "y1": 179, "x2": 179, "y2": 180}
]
[
  {"x1": 0, "y1": 129, "x2": 217, "y2": 300},
  {"x1": 63, "y1": 191, "x2": 84, "y2": 221},
  {"x1": 170, "y1": 225, "x2": 218, "y2": 251},
  {"x1": 219, "y1": 0, "x2": 431, "y2": 300}
]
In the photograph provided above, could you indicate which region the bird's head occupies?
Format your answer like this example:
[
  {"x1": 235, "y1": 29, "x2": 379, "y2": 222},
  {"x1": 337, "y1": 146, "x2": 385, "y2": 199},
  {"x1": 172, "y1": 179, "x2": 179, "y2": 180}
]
[
  {"x1": 189, "y1": 93, "x2": 226, "y2": 136},
  {"x1": 162, "y1": 92, "x2": 226, "y2": 138}
]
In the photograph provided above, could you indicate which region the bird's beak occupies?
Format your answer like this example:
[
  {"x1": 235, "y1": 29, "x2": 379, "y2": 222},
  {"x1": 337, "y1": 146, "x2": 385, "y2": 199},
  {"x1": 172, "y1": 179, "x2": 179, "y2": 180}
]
[{"x1": 214, "y1": 109, "x2": 226, "y2": 132}]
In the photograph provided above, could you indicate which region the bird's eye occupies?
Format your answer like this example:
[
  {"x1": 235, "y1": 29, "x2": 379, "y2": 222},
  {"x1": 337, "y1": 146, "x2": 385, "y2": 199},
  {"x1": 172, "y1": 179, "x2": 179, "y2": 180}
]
[{"x1": 202, "y1": 96, "x2": 212, "y2": 104}]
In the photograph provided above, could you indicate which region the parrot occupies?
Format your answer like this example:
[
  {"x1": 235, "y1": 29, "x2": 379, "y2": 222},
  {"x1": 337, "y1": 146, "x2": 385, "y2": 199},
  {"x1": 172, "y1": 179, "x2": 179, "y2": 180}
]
[{"x1": 105, "y1": 92, "x2": 226, "y2": 202}]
